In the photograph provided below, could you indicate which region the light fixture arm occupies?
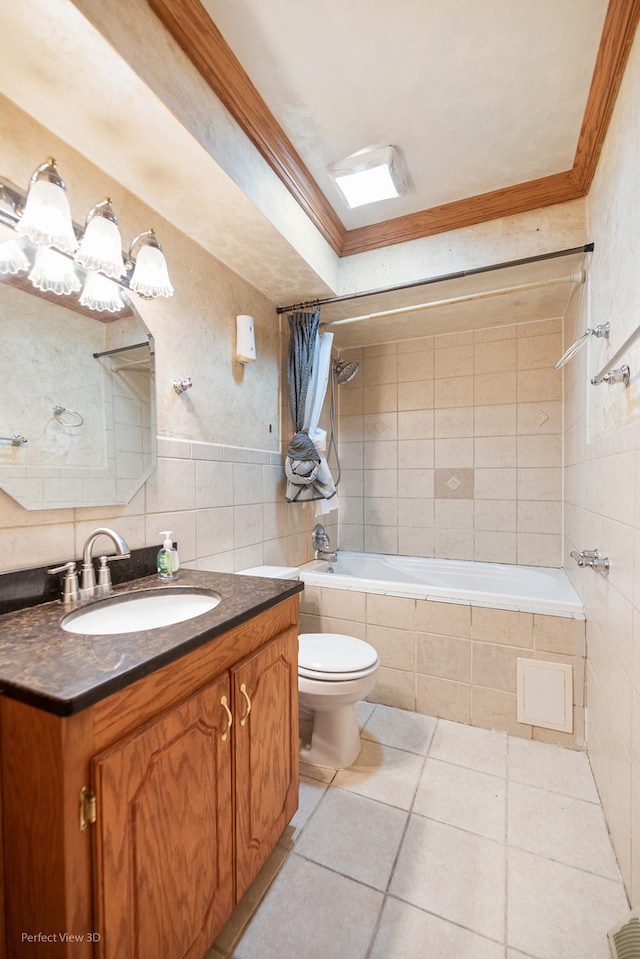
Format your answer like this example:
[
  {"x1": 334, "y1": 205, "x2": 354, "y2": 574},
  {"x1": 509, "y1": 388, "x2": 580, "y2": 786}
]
[{"x1": 30, "y1": 157, "x2": 65, "y2": 190}]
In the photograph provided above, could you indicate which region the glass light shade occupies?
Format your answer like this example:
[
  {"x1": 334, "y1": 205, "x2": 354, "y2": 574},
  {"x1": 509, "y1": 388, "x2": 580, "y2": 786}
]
[
  {"x1": 16, "y1": 178, "x2": 79, "y2": 253},
  {"x1": 0, "y1": 237, "x2": 30, "y2": 276},
  {"x1": 130, "y1": 242, "x2": 174, "y2": 298},
  {"x1": 28, "y1": 246, "x2": 81, "y2": 295},
  {"x1": 75, "y1": 214, "x2": 126, "y2": 278},
  {"x1": 80, "y1": 270, "x2": 124, "y2": 313},
  {"x1": 334, "y1": 164, "x2": 401, "y2": 208}
]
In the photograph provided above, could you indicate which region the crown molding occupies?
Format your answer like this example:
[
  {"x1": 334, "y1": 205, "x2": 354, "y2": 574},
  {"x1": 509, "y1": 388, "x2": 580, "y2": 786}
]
[{"x1": 148, "y1": 0, "x2": 640, "y2": 258}]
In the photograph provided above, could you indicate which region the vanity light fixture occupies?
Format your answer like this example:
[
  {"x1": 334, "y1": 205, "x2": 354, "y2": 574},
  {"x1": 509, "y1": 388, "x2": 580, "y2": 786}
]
[
  {"x1": 329, "y1": 145, "x2": 407, "y2": 209},
  {"x1": 15, "y1": 158, "x2": 78, "y2": 253},
  {"x1": 127, "y1": 230, "x2": 174, "y2": 298},
  {"x1": 0, "y1": 160, "x2": 174, "y2": 307},
  {"x1": 28, "y1": 246, "x2": 81, "y2": 296},
  {"x1": 79, "y1": 270, "x2": 124, "y2": 313},
  {"x1": 75, "y1": 198, "x2": 126, "y2": 279}
]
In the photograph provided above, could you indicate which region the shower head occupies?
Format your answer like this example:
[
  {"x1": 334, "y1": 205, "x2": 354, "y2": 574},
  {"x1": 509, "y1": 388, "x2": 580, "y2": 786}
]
[{"x1": 333, "y1": 358, "x2": 359, "y2": 384}]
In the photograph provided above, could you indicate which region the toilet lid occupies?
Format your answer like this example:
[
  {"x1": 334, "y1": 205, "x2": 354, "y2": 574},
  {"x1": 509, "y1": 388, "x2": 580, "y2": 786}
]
[{"x1": 298, "y1": 633, "x2": 379, "y2": 679}]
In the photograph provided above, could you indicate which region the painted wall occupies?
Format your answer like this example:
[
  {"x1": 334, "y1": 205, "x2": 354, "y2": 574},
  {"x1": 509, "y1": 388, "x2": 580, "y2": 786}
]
[
  {"x1": 564, "y1": 24, "x2": 640, "y2": 906},
  {"x1": 337, "y1": 318, "x2": 563, "y2": 567}
]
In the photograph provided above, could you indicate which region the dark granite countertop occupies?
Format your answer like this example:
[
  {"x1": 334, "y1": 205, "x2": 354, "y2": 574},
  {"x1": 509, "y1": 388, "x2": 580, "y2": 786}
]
[{"x1": 0, "y1": 569, "x2": 303, "y2": 717}]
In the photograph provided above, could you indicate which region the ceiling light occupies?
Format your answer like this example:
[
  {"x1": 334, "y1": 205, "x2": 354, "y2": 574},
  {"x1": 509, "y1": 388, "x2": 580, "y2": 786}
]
[
  {"x1": 0, "y1": 236, "x2": 30, "y2": 276},
  {"x1": 15, "y1": 158, "x2": 79, "y2": 253},
  {"x1": 329, "y1": 146, "x2": 406, "y2": 209},
  {"x1": 127, "y1": 230, "x2": 174, "y2": 298},
  {"x1": 75, "y1": 198, "x2": 126, "y2": 279}
]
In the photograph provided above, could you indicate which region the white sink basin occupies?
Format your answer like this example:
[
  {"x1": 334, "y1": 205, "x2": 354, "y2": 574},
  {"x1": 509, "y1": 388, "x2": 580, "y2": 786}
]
[{"x1": 61, "y1": 588, "x2": 222, "y2": 635}]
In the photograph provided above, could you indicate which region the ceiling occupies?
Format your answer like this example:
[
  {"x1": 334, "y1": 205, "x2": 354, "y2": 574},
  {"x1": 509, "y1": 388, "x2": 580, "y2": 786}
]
[{"x1": 149, "y1": 0, "x2": 639, "y2": 256}]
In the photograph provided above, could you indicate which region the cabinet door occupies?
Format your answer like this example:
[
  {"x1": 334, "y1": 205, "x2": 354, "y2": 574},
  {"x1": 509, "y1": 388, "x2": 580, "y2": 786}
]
[
  {"x1": 92, "y1": 674, "x2": 234, "y2": 959},
  {"x1": 233, "y1": 627, "x2": 299, "y2": 901}
]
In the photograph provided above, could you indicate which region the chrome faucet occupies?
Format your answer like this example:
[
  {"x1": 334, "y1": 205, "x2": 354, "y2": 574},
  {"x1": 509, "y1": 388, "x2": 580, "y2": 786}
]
[
  {"x1": 80, "y1": 527, "x2": 130, "y2": 599},
  {"x1": 312, "y1": 524, "x2": 337, "y2": 563}
]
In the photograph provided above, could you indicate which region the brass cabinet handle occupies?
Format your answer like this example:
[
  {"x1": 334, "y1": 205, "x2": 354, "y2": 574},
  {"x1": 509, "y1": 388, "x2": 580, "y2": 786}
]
[
  {"x1": 220, "y1": 695, "x2": 233, "y2": 741},
  {"x1": 240, "y1": 683, "x2": 252, "y2": 726}
]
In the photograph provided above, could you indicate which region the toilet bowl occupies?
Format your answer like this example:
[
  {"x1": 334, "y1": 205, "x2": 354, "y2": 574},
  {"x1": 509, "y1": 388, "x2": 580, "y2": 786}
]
[{"x1": 239, "y1": 566, "x2": 380, "y2": 768}]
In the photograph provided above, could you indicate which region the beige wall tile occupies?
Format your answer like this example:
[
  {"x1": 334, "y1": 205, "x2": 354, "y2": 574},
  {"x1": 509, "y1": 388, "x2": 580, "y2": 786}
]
[
  {"x1": 435, "y1": 376, "x2": 474, "y2": 408},
  {"x1": 474, "y1": 468, "x2": 516, "y2": 500},
  {"x1": 474, "y1": 404, "x2": 517, "y2": 436},
  {"x1": 316, "y1": 615, "x2": 367, "y2": 640},
  {"x1": 364, "y1": 497, "x2": 398, "y2": 526},
  {"x1": 363, "y1": 412, "x2": 398, "y2": 441},
  {"x1": 398, "y1": 380, "x2": 434, "y2": 411},
  {"x1": 321, "y1": 586, "x2": 366, "y2": 622},
  {"x1": 517, "y1": 332, "x2": 562, "y2": 370},
  {"x1": 398, "y1": 337, "x2": 434, "y2": 353},
  {"x1": 474, "y1": 339, "x2": 517, "y2": 374},
  {"x1": 367, "y1": 624, "x2": 416, "y2": 671},
  {"x1": 434, "y1": 528, "x2": 474, "y2": 559},
  {"x1": 517, "y1": 468, "x2": 562, "y2": 501},
  {"x1": 434, "y1": 407, "x2": 474, "y2": 438},
  {"x1": 363, "y1": 384, "x2": 398, "y2": 413},
  {"x1": 363, "y1": 354, "x2": 398, "y2": 385},
  {"x1": 516, "y1": 434, "x2": 562, "y2": 468},
  {"x1": 474, "y1": 372, "x2": 517, "y2": 405},
  {"x1": 369, "y1": 666, "x2": 415, "y2": 710},
  {"x1": 472, "y1": 642, "x2": 520, "y2": 692},
  {"x1": 434, "y1": 437, "x2": 474, "y2": 468},
  {"x1": 398, "y1": 498, "x2": 434, "y2": 527},
  {"x1": 475, "y1": 500, "x2": 517, "y2": 532},
  {"x1": 517, "y1": 401, "x2": 562, "y2": 434},
  {"x1": 398, "y1": 526, "x2": 435, "y2": 556},
  {"x1": 364, "y1": 525, "x2": 399, "y2": 554},
  {"x1": 398, "y1": 439, "x2": 434, "y2": 470},
  {"x1": 434, "y1": 468, "x2": 474, "y2": 498},
  {"x1": 471, "y1": 687, "x2": 530, "y2": 738},
  {"x1": 474, "y1": 436, "x2": 517, "y2": 468},
  {"x1": 417, "y1": 599, "x2": 471, "y2": 637},
  {"x1": 398, "y1": 470, "x2": 434, "y2": 498},
  {"x1": 398, "y1": 410, "x2": 434, "y2": 439},
  {"x1": 299, "y1": 584, "x2": 321, "y2": 616},
  {"x1": 474, "y1": 325, "x2": 517, "y2": 344},
  {"x1": 397, "y1": 351, "x2": 434, "y2": 382},
  {"x1": 473, "y1": 531, "x2": 517, "y2": 564},
  {"x1": 416, "y1": 675, "x2": 471, "y2": 723},
  {"x1": 472, "y1": 606, "x2": 533, "y2": 647},
  {"x1": 435, "y1": 499, "x2": 474, "y2": 529},
  {"x1": 534, "y1": 614, "x2": 585, "y2": 656},
  {"x1": 367, "y1": 593, "x2": 416, "y2": 629},
  {"x1": 364, "y1": 441, "x2": 398, "y2": 470},
  {"x1": 417, "y1": 632, "x2": 472, "y2": 682},
  {"x1": 517, "y1": 500, "x2": 562, "y2": 533},
  {"x1": 517, "y1": 369, "x2": 562, "y2": 403},
  {"x1": 517, "y1": 532, "x2": 562, "y2": 567},
  {"x1": 434, "y1": 344, "x2": 474, "y2": 378}
]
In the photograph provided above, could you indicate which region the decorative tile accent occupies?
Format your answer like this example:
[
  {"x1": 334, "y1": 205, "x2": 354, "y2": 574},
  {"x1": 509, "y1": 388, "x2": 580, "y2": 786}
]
[
  {"x1": 534, "y1": 408, "x2": 550, "y2": 427},
  {"x1": 374, "y1": 420, "x2": 388, "y2": 434},
  {"x1": 434, "y1": 468, "x2": 474, "y2": 499}
]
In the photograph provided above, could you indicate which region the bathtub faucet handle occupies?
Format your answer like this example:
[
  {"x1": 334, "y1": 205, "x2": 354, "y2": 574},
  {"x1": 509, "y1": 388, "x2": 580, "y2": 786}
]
[{"x1": 312, "y1": 524, "x2": 337, "y2": 563}]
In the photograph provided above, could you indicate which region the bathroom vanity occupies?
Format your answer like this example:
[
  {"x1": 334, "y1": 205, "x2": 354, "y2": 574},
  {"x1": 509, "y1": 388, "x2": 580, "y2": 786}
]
[{"x1": 0, "y1": 569, "x2": 303, "y2": 958}]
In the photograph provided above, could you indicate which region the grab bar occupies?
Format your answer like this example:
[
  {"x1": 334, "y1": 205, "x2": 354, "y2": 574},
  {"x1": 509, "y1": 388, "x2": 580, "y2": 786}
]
[
  {"x1": 555, "y1": 323, "x2": 609, "y2": 369},
  {"x1": 0, "y1": 434, "x2": 27, "y2": 446},
  {"x1": 591, "y1": 321, "x2": 640, "y2": 385}
]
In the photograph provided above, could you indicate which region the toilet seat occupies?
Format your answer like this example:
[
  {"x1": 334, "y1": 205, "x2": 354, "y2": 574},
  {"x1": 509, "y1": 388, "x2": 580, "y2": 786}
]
[{"x1": 298, "y1": 633, "x2": 379, "y2": 682}]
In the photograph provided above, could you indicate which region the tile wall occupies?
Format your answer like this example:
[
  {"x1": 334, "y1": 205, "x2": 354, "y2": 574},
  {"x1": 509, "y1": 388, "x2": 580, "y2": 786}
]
[
  {"x1": 336, "y1": 319, "x2": 563, "y2": 567},
  {"x1": 300, "y1": 583, "x2": 586, "y2": 747}
]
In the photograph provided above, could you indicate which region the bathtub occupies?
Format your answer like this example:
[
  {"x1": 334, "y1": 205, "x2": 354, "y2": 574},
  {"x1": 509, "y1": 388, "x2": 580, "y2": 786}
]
[{"x1": 300, "y1": 551, "x2": 583, "y2": 618}]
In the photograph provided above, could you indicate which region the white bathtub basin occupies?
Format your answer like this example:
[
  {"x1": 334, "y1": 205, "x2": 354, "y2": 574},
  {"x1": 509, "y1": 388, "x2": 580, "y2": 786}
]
[{"x1": 61, "y1": 588, "x2": 221, "y2": 635}]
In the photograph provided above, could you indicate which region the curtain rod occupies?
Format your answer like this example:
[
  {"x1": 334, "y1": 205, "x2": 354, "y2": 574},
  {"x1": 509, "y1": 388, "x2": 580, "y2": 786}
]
[{"x1": 275, "y1": 243, "x2": 594, "y2": 315}]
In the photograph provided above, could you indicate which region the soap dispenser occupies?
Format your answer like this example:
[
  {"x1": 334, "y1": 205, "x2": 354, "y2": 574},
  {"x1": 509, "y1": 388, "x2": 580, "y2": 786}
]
[{"x1": 157, "y1": 531, "x2": 179, "y2": 581}]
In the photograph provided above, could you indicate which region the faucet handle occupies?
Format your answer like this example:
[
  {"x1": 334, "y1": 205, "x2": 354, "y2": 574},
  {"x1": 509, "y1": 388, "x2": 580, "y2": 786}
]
[{"x1": 47, "y1": 561, "x2": 80, "y2": 604}]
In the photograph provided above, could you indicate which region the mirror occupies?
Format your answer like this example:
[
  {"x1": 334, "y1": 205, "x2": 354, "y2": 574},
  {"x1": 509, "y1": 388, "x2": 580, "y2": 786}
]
[{"x1": 0, "y1": 257, "x2": 156, "y2": 510}]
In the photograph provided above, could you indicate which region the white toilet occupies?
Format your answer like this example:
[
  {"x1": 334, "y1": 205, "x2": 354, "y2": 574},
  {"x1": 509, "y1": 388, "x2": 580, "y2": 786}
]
[{"x1": 239, "y1": 566, "x2": 380, "y2": 768}]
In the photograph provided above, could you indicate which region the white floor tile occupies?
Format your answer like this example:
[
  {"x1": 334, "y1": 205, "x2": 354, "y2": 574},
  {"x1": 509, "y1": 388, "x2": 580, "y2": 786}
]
[
  {"x1": 332, "y1": 738, "x2": 425, "y2": 810},
  {"x1": 414, "y1": 758, "x2": 506, "y2": 840},
  {"x1": 369, "y1": 896, "x2": 504, "y2": 959},
  {"x1": 508, "y1": 781, "x2": 621, "y2": 879},
  {"x1": 294, "y1": 788, "x2": 408, "y2": 890},
  {"x1": 390, "y1": 815, "x2": 506, "y2": 942},
  {"x1": 508, "y1": 737, "x2": 600, "y2": 801},
  {"x1": 508, "y1": 847, "x2": 629, "y2": 959},
  {"x1": 231, "y1": 855, "x2": 383, "y2": 959},
  {"x1": 429, "y1": 718, "x2": 508, "y2": 777},
  {"x1": 286, "y1": 775, "x2": 329, "y2": 840},
  {"x1": 361, "y1": 703, "x2": 437, "y2": 755}
]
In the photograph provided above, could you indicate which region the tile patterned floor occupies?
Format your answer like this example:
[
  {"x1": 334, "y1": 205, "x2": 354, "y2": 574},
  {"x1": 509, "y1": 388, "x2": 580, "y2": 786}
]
[{"x1": 209, "y1": 703, "x2": 629, "y2": 959}]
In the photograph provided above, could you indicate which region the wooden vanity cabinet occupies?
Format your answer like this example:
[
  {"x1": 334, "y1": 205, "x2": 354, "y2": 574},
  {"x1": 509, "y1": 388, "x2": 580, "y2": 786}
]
[{"x1": 0, "y1": 596, "x2": 299, "y2": 959}]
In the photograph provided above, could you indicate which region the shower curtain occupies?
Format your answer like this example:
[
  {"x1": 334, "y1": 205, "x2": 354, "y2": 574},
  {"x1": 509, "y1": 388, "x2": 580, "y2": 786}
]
[{"x1": 285, "y1": 310, "x2": 337, "y2": 508}]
